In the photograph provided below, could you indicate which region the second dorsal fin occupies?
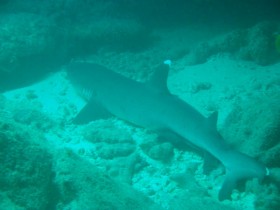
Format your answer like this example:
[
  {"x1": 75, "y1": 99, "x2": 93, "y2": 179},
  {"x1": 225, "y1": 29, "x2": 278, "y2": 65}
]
[{"x1": 205, "y1": 111, "x2": 218, "y2": 131}]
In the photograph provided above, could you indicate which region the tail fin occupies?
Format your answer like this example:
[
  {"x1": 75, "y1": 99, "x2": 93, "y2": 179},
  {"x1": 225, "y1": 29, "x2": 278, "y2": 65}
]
[
  {"x1": 219, "y1": 171, "x2": 238, "y2": 201},
  {"x1": 218, "y1": 151, "x2": 268, "y2": 201}
]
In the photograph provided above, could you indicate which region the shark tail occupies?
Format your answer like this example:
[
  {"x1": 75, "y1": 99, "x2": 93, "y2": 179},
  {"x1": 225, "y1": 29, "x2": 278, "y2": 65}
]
[{"x1": 218, "y1": 150, "x2": 269, "y2": 201}]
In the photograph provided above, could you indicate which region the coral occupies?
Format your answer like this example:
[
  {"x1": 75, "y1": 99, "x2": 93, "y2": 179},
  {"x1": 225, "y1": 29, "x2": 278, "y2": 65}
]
[
  {"x1": 245, "y1": 179, "x2": 280, "y2": 210},
  {"x1": 141, "y1": 139, "x2": 174, "y2": 162},
  {"x1": 81, "y1": 119, "x2": 136, "y2": 159}
]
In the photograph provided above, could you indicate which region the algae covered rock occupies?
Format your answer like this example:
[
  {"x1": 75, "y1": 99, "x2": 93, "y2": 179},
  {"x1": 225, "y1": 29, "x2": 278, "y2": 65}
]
[
  {"x1": 53, "y1": 149, "x2": 162, "y2": 210},
  {"x1": 0, "y1": 13, "x2": 60, "y2": 90},
  {"x1": 0, "y1": 119, "x2": 54, "y2": 209},
  {"x1": 185, "y1": 22, "x2": 280, "y2": 66}
]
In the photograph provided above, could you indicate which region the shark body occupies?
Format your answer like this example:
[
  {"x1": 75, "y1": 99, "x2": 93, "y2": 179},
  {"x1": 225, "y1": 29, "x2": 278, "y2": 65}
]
[{"x1": 67, "y1": 61, "x2": 267, "y2": 200}]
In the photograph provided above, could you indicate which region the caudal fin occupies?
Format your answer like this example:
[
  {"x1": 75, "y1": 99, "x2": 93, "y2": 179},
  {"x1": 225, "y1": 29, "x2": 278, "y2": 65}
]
[
  {"x1": 219, "y1": 172, "x2": 238, "y2": 200},
  {"x1": 218, "y1": 151, "x2": 268, "y2": 201}
]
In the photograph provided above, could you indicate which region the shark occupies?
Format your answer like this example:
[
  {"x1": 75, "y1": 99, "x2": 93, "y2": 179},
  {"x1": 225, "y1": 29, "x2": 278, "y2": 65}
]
[{"x1": 66, "y1": 61, "x2": 269, "y2": 201}]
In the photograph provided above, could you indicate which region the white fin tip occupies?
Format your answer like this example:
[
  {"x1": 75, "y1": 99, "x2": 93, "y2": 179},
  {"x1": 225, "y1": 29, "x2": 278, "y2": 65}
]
[{"x1": 164, "y1": 60, "x2": 172, "y2": 67}]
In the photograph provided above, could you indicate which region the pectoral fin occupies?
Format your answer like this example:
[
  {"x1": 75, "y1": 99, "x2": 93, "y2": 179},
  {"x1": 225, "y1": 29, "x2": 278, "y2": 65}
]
[{"x1": 73, "y1": 100, "x2": 112, "y2": 124}]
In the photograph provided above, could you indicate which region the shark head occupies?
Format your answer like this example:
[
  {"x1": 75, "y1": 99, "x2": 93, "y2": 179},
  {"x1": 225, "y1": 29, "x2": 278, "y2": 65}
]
[{"x1": 67, "y1": 62, "x2": 112, "y2": 101}]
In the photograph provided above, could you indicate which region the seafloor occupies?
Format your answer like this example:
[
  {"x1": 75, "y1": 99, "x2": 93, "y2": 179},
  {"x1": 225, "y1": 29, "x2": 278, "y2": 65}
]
[{"x1": 0, "y1": 1, "x2": 280, "y2": 210}]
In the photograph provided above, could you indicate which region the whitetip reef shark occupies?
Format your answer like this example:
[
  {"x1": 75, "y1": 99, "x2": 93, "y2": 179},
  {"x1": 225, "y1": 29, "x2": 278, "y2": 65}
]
[{"x1": 66, "y1": 61, "x2": 269, "y2": 201}]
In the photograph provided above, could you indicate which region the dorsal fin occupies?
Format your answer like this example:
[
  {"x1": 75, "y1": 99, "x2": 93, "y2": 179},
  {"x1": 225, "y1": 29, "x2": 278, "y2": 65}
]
[
  {"x1": 146, "y1": 60, "x2": 171, "y2": 94},
  {"x1": 206, "y1": 111, "x2": 218, "y2": 131}
]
